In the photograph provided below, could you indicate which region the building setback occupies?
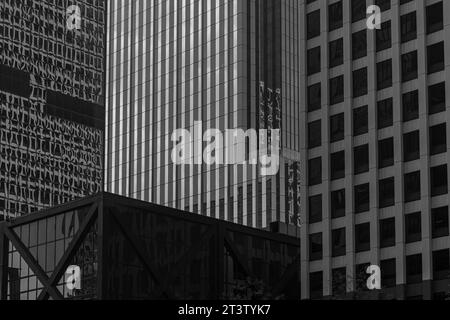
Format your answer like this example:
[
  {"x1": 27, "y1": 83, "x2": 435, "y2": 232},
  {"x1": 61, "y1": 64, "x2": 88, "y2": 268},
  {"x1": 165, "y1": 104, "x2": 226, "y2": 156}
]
[
  {"x1": 106, "y1": 0, "x2": 302, "y2": 230},
  {"x1": 0, "y1": 1, "x2": 106, "y2": 219}
]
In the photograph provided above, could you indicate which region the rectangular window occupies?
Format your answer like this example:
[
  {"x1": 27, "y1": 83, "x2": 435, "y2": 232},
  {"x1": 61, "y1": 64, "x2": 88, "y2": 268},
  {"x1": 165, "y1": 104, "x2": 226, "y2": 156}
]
[
  {"x1": 355, "y1": 223, "x2": 370, "y2": 252},
  {"x1": 331, "y1": 189, "x2": 346, "y2": 219},
  {"x1": 331, "y1": 151, "x2": 345, "y2": 181},
  {"x1": 353, "y1": 106, "x2": 368, "y2": 136},
  {"x1": 404, "y1": 171, "x2": 421, "y2": 202},
  {"x1": 330, "y1": 75, "x2": 344, "y2": 105},
  {"x1": 379, "y1": 177, "x2": 395, "y2": 208},
  {"x1": 405, "y1": 212, "x2": 422, "y2": 244},
  {"x1": 329, "y1": 38, "x2": 343, "y2": 68},
  {"x1": 380, "y1": 217, "x2": 396, "y2": 248},
  {"x1": 377, "y1": 59, "x2": 392, "y2": 90},
  {"x1": 377, "y1": 98, "x2": 393, "y2": 129},
  {"x1": 332, "y1": 228, "x2": 346, "y2": 257},
  {"x1": 310, "y1": 233, "x2": 323, "y2": 261},
  {"x1": 355, "y1": 183, "x2": 370, "y2": 214},
  {"x1": 403, "y1": 90, "x2": 419, "y2": 122},
  {"x1": 432, "y1": 207, "x2": 449, "y2": 239},
  {"x1": 330, "y1": 113, "x2": 345, "y2": 143},
  {"x1": 353, "y1": 67, "x2": 368, "y2": 98}
]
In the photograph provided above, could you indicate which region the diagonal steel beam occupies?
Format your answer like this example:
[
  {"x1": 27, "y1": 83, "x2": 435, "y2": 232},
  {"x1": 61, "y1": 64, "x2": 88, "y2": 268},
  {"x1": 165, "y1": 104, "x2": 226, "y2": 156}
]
[
  {"x1": 4, "y1": 227, "x2": 64, "y2": 300},
  {"x1": 224, "y1": 233, "x2": 254, "y2": 278},
  {"x1": 37, "y1": 202, "x2": 98, "y2": 300},
  {"x1": 161, "y1": 227, "x2": 215, "y2": 290},
  {"x1": 111, "y1": 211, "x2": 172, "y2": 299},
  {"x1": 272, "y1": 255, "x2": 300, "y2": 296}
]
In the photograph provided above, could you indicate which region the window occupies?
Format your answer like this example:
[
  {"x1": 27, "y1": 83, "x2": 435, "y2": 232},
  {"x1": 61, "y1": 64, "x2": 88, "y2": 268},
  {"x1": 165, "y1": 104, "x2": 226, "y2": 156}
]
[
  {"x1": 354, "y1": 144, "x2": 369, "y2": 175},
  {"x1": 378, "y1": 137, "x2": 394, "y2": 168},
  {"x1": 380, "y1": 218, "x2": 395, "y2": 248},
  {"x1": 427, "y1": 42, "x2": 445, "y2": 74},
  {"x1": 307, "y1": 10, "x2": 321, "y2": 39},
  {"x1": 400, "y1": 12, "x2": 417, "y2": 43},
  {"x1": 331, "y1": 151, "x2": 345, "y2": 180},
  {"x1": 377, "y1": 59, "x2": 392, "y2": 90},
  {"x1": 310, "y1": 271, "x2": 323, "y2": 299},
  {"x1": 403, "y1": 90, "x2": 419, "y2": 122},
  {"x1": 401, "y1": 51, "x2": 418, "y2": 82},
  {"x1": 309, "y1": 157, "x2": 322, "y2": 186},
  {"x1": 308, "y1": 120, "x2": 321, "y2": 149},
  {"x1": 403, "y1": 131, "x2": 420, "y2": 162},
  {"x1": 376, "y1": 21, "x2": 391, "y2": 52},
  {"x1": 380, "y1": 259, "x2": 396, "y2": 288},
  {"x1": 351, "y1": 0, "x2": 366, "y2": 23},
  {"x1": 310, "y1": 233, "x2": 323, "y2": 261},
  {"x1": 406, "y1": 254, "x2": 422, "y2": 284},
  {"x1": 355, "y1": 183, "x2": 370, "y2": 214},
  {"x1": 433, "y1": 249, "x2": 450, "y2": 280},
  {"x1": 353, "y1": 67, "x2": 368, "y2": 98},
  {"x1": 404, "y1": 171, "x2": 421, "y2": 202},
  {"x1": 428, "y1": 82, "x2": 446, "y2": 115},
  {"x1": 355, "y1": 223, "x2": 370, "y2": 253},
  {"x1": 426, "y1": 2, "x2": 443, "y2": 34},
  {"x1": 430, "y1": 124, "x2": 447, "y2": 155},
  {"x1": 375, "y1": 0, "x2": 390, "y2": 11},
  {"x1": 308, "y1": 83, "x2": 321, "y2": 112},
  {"x1": 431, "y1": 165, "x2": 448, "y2": 197},
  {"x1": 432, "y1": 206, "x2": 449, "y2": 239},
  {"x1": 353, "y1": 106, "x2": 368, "y2": 136},
  {"x1": 307, "y1": 47, "x2": 321, "y2": 75},
  {"x1": 309, "y1": 195, "x2": 322, "y2": 224},
  {"x1": 329, "y1": 38, "x2": 343, "y2": 68},
  {"x1": 330, "y1": 75, "x2": 344, "y2": 105},
  {"x1": 331, "y1": 189, "x2": 346, "y2": 219},
  {"x1": 329, "y1": 1, "x2": 343, "y2": 31},
  {"x1": 379, "y1": 177, "x2": 395, "y2": 208},
  {"x1": 377, "y1": 98, "x2": 393, "y2": 129},
  {"x1": 356, "y1": 263, "x2": 371, "y2": 292},
  {"x1": 352, "y1": 30, "x2": 367, "y2": 60},
  {"x1": 332, "y1": 228, "x2": 346, "y2": 257},
  {"x1": 332, "y1": 267, "x2": 347, "y2": 296},
  {"x1": 405, "y1": 212, "x2": 421, "y2": 244},
  {"x1": 330, "y1": 113, "x2": 344, "y2": 143}
]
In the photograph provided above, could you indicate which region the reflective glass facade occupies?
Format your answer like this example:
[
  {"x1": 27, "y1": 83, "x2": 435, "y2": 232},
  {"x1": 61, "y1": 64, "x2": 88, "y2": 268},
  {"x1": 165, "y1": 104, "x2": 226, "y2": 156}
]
[
  {"x1": 0, "y1": 193, "x2": 300, "y2": 300},
  {"x1": 106, "y1": 0, "x2": 302, "y2": 230},
  {"x1": 0, "y1": 0, "x2": 106, "y2": 218}
]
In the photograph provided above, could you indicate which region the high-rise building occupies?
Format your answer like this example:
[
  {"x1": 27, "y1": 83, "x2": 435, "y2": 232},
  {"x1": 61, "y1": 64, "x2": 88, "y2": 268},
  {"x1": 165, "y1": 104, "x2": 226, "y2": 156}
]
[
  {"x1": 106, "y1": 0, "x2": 302, "y2": 230},
  {"x1": 106, "y1": 0, "x2": 450, "y2": 300},
  {"x1": 300, "y1": 0, "x2": 450, "y2": 300},
  {"x1": 0, "y1": 1, "x2": 106, "y2": 219}
]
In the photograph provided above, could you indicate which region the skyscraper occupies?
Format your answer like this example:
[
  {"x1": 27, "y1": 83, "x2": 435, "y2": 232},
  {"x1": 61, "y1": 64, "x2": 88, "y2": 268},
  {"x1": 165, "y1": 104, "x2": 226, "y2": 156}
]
[
  {"x1": 106, "y1": 0, "x2": 302, "y2": 230},
  {"x1": 0, "y1": 1, "x2": 106, "y2": 219},
  {"x1": 107, "y1": 0, "x2": 450, "y2": 300},
  {"x1": 301, "y1": 0, "x2": 450, "y2": 300}
]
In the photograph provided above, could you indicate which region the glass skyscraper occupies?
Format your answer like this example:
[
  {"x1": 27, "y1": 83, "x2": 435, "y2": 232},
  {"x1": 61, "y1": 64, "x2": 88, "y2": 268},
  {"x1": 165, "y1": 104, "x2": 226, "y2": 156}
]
[
  {"x1": 0, "y1": 1, "x2": 106, "y2": 219},
  {"x1": 106, "y1": 0, "x2": 302, "y2": 230}
]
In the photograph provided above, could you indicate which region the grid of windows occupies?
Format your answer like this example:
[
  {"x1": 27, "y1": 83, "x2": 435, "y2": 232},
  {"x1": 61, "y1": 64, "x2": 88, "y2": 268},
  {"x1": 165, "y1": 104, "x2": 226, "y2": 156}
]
[
  {"x1": 301, "y1": 0, "x2": 449, "y2": 300},
  {"x1": 0, "y1": 0, "x2": 106, "y2": 218}
]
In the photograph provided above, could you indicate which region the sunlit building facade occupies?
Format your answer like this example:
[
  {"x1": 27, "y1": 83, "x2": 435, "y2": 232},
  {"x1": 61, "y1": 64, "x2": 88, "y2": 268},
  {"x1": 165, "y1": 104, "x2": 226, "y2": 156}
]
[{"x1": 106, "y1": 0, "x2": 302, "y2": 230}]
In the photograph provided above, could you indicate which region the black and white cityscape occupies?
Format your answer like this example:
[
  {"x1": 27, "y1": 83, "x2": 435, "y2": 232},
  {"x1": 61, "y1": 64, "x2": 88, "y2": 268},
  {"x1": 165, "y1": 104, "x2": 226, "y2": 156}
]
[{"x1": 1, "y1": 0, "x2": 450, "y2": 303}]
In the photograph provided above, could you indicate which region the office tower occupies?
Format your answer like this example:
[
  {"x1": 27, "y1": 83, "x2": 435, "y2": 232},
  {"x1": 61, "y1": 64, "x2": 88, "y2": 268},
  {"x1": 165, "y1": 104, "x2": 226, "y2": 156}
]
[
  {"x1": 0, "y1": 1, "x2": 106, "y2": 219},
  {"x1": 106, "y1": 0, "x2": 302, "y2": 230},
  {"x1": 301, "y1": 0, "x2": 450, "y2": 300}
]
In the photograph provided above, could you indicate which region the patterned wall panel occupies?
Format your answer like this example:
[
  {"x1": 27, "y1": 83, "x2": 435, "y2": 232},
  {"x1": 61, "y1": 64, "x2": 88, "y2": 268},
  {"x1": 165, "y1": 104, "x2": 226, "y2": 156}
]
[{"x1": 0, "y1": 0, "x2": 105, "y2": 218}]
